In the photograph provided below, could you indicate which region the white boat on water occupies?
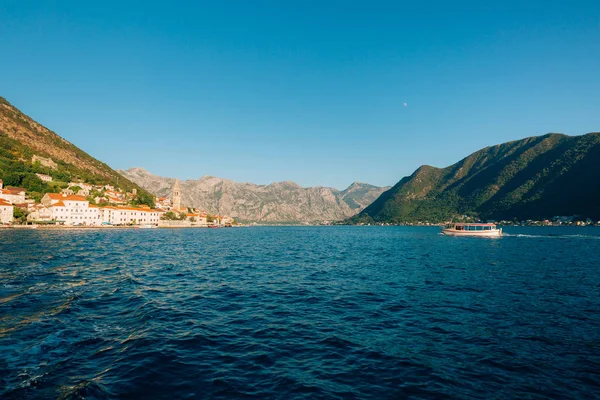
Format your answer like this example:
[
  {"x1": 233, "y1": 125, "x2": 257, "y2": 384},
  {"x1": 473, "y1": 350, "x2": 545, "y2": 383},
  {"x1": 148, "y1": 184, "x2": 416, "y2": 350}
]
[
  {"x1": 138, "y1": 224, "x2": 157, "y2": 229},
  {"x1": 441, "y1": 223, "x2": 502, "y2": 237}
]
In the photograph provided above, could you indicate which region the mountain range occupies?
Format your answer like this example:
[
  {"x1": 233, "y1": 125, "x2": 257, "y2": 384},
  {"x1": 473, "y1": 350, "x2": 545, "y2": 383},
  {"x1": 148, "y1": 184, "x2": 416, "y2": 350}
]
[
  {"x1": 355, "y1": 132, "x2": 600, "y2": 223},
  {"x1": 2, "y1": 95, "x2": 599, "y2": 224},
  {"x1": 119, "y1": 168, "x2": 390, "y2": 223}
]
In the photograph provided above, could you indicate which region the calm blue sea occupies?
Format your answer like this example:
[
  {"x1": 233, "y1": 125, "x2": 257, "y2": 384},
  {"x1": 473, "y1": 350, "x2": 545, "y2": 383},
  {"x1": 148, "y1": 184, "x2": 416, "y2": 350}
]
[{"x1": 1, "y1": 226, "x2": 600, "y2": 399}]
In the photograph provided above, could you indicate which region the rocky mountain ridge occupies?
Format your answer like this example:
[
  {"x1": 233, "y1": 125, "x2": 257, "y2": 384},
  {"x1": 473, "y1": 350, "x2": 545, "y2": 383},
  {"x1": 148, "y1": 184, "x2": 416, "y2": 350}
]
[
  {"x1": 120, "y1": 167, "x2": 389, "y2": 223},
  {"x1": 355, "y1": 132, "x2": 600, "y2": 223}
]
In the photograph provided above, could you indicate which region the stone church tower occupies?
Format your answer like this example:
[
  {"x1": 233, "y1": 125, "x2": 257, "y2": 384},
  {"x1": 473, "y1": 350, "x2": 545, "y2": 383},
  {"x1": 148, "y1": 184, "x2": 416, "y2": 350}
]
[{"x1": 172, "y1": 179, "x2": 181, "y2": 210}]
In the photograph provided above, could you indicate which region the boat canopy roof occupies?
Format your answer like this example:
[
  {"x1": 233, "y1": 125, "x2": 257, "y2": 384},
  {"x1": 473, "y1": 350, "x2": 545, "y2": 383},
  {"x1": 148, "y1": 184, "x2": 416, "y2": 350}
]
[{"x1": 452, "y1": 223, "x2": 496, "y2": 226}]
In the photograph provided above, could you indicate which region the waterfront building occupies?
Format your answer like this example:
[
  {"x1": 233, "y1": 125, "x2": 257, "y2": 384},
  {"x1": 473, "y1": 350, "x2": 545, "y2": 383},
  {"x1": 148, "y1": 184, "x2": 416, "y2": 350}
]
[
  {"x1": 99, "y1": 206, "x2": 163, "y2": 225},
  {"x1": 41, "y1": 194, "x2": 100, "y2": 226},
  {"x1": 186, "y1": 212, "x2": 208, "y2": 225},
  {"x1": 27, "y1": 204, "x2": 53, "y2": 222},
  {"x1": 0, "y1": 199, "x2": 14, "y2": 224}
]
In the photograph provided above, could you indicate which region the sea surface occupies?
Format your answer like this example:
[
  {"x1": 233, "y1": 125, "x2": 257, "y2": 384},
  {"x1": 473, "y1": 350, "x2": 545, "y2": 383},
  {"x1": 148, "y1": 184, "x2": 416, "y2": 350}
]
[{"x1": 1, "y1": 226, "x2": 600, "y2": 399}]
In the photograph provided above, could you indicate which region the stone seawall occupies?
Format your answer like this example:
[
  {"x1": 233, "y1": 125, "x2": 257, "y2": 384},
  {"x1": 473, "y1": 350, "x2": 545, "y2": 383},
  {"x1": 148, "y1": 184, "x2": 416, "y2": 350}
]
[{"x1": 158, "y1": 220, "x2": 209, "y2": 228}]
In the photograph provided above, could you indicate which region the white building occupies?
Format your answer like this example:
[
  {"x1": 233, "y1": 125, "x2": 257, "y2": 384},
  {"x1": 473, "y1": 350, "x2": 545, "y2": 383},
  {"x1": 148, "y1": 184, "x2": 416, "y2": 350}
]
[
  {"x1": 69, "y1": 182, "x2": 93, "y2": 191},
  {"x1": 183, "y1": 212, "x2": 208, "y2": 226},
  {"x1": 36, "y1": 173, "x2": 53, "y2": 182},
  {"x1": 42, "y1": 193, "x2": 101, "y2": 226},
  {"x1": 0, "y1": 187, "x2": 26, "y2": 204},
  {"x1": 99, "y1": 206, "x2": 163, "y2": 225},
  {"x1": 27, "y1": 204, "x2": 53, "y2": 222},
  {"x1": 68, "y1": 182, "x2": 92, "y2": 196},
  {"x1": 36, "y1": 193, "x2": 163, "y2": 226},
  {"x1": 0, "y1": 199, "x2": 14, "y2": 224}
]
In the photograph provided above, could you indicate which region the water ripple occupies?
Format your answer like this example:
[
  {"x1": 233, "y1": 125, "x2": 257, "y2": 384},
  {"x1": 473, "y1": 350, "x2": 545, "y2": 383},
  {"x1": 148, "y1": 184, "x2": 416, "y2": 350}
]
[{"x1": 1, "y1": 226, "x2": 600, "y2": 398}]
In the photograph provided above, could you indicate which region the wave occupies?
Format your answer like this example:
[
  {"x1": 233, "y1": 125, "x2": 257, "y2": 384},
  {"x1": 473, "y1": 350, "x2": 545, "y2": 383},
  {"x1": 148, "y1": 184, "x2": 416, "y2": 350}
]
[{"x1": 504, "y1": 233, "x2": 600, "y2": 239}]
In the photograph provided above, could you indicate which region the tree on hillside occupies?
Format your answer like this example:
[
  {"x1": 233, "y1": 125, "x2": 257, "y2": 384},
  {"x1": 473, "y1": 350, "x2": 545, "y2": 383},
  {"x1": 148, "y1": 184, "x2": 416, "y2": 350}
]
[
  {"x1": 3, "y1": 172, "x2": 25, "y2": 187},
  {"x1": 22, "y1": 174, "x2": 46, "y2": 193},
  {"x1": 136, "y1": 191, "x2": 155, "y2": 208}
]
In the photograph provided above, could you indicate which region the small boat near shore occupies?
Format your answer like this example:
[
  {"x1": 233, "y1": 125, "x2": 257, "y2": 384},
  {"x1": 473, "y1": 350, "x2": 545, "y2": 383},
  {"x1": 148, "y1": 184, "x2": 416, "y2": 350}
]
[
  {"x1": 441, "y1": 223, "x2": 502, "y2": 237},
  {"x1": 138, "y1": 224, "x2": 157, "y2": 229}
]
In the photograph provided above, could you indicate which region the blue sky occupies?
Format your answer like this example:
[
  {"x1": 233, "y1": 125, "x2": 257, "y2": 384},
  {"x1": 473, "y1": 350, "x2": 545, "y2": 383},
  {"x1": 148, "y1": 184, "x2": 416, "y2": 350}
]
[{"x1": 1, "y1": 1, "x2": 599, "y2": 189}]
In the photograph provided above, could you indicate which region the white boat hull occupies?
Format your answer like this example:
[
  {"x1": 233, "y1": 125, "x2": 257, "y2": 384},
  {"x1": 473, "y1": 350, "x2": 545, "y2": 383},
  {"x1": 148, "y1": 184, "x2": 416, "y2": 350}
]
[
  {"x1": 441, "y1": 228, "x2": 502, "y2": 237},
  {"x1": 138, "y1": 224, "x2": 157, "y2": 229}
]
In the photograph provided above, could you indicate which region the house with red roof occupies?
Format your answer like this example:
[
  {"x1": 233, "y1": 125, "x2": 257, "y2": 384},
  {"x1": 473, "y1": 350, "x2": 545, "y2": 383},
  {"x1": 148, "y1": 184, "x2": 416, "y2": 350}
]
[
  {"x1": 41, "y1": 193, "x2": 101, "y2": 226},
  {"x1": 0, "y1": 186, "x2": 26, "y2": 204},
  {"x1": 0, "y1": 198, "x2": 14, "y2": 224}
]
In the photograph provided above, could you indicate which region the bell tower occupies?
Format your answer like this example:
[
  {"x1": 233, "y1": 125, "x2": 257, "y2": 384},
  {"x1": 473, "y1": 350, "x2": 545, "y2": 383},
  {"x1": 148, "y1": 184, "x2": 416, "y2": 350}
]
[{"x1": 172, "y1": 179, "x2": 181, "y2": 210}]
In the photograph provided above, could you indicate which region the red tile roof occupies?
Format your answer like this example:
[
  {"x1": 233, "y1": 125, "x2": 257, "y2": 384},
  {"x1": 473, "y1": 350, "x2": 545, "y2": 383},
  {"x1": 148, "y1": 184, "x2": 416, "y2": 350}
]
[
  {"x1": 5, "y1": 186, "x2": 26, "y2": 193},
  {"x1": 115, "y1": 206, "x2": 160, "y2": 213},
  {"x1": 46, "y1": 193, "x2": 88, "y2": 201}
]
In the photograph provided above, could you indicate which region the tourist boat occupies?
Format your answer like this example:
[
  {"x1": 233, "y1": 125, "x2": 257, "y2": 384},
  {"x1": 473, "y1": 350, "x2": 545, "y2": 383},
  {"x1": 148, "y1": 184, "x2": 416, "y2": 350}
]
[
  {"x1": 441, "y1": 223, "x2": 502, "y2": 237},
  {"x1": 138, "y1": 224, "x2": 157, "y2": 229}
]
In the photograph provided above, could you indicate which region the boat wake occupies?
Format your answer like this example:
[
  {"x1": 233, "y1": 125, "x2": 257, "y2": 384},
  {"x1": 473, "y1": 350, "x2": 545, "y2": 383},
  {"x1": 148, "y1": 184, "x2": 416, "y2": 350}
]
[{"x1": 503, "y1": 233, "x2": 600, "y2": 239}]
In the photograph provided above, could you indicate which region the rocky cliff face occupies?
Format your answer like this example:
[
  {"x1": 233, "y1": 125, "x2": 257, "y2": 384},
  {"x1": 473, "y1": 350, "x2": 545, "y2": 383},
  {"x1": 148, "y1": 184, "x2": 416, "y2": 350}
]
[{"x1": 120, "y1": 168, "x2": 389, "y2": 223}]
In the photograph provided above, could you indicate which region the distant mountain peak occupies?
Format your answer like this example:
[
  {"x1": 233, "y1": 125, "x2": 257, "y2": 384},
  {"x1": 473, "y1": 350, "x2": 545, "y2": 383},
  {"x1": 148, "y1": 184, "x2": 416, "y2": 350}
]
[{"x1": 120, "y1": 168, "x2": 389, "y2": 223}]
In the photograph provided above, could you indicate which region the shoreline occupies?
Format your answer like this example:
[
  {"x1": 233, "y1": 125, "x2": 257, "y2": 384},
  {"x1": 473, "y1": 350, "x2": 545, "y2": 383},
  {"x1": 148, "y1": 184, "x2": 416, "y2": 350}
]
[
  {"x1": 1, "y1": 224, "x2": 598, "y2": 231},
  {"x1": 0, "y1": 225, "x2": 232, "y2": 230}
]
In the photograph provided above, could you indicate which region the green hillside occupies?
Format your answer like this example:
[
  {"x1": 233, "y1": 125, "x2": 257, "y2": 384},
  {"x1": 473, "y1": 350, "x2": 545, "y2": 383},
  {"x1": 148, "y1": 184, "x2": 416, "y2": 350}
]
[
  {"x1": 0, "y1": 96, "x2": 154, "y2": 205},
  {"x1": 353, "y1": 133, "x2": 600, "y2": 223}
]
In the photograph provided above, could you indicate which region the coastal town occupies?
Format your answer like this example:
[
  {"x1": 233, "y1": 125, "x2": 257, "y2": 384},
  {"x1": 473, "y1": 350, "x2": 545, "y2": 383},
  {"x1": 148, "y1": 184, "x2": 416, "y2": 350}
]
[
  {"x1": 1, "y1": 167, "x2": 597, "y2": 228},
  {"x1": 0, "y1": 155, "x2": 598, "y2": 229},
  {"x1": 0, "y1": 157, "x2": 234, "y2": 228}
]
